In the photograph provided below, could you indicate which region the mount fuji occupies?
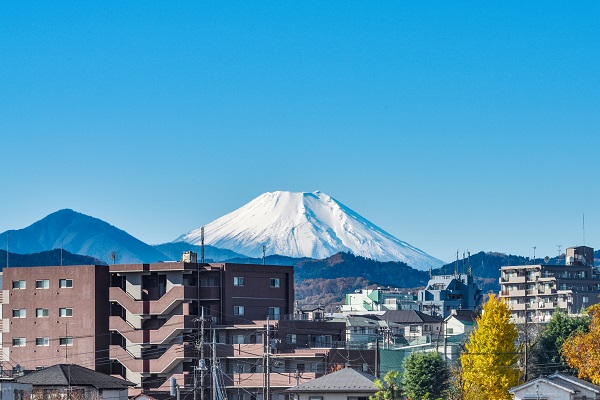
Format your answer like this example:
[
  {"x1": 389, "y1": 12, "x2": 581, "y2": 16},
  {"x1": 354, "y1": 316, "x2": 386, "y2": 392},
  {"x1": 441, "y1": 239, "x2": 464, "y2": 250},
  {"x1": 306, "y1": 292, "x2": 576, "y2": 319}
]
[{"x1": 174, "y1": 191, "x2": 445, "y2": 270}]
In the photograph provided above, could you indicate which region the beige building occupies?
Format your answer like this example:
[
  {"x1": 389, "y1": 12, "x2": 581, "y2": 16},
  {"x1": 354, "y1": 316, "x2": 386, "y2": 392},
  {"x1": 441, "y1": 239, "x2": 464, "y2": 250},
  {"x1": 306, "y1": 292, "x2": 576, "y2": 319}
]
[{"x1": 499, "y1": 246, "x2": 599, "y2": 323}]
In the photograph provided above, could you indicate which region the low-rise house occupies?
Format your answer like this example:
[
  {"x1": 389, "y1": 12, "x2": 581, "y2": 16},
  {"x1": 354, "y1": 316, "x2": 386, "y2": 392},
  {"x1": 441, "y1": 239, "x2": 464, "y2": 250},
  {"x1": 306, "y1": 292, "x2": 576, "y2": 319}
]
[
  {"x1": 286, "y1": 367, "x2": 377, "y2": 400},
  {"x1": 509, "y1": 372, "x2": 600, "y2": 400},
  {"x1": 341, "y1": 288, "x2": 418, "y2": 313},
  {"x1": 381, "y1": 310, "x2": 443, "y2": 341},
  {"x1": 15, "y1": 364, "x2": 135, "y2": 400},
  {"x1": 444, "y1": 309, "x2": 477, "y2": 337}
]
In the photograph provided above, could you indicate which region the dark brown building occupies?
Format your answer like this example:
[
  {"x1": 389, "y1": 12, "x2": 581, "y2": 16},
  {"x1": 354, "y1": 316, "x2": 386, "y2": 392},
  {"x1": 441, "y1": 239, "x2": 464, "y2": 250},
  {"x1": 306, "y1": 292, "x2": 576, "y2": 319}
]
[{"x1": 1, "y1": 265, "x2": 110, "y2": 372}]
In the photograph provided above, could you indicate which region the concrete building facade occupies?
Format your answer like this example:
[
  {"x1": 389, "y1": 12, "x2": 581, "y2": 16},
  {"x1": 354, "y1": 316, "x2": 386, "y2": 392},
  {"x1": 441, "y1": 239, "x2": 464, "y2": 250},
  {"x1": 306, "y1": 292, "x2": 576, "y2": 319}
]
[
  {"x1": 418, "y1": 272, "x2": 483, "y2": 318},
  {"x1": 499, "y1": 246, "x2": 600, "y2": 323}
]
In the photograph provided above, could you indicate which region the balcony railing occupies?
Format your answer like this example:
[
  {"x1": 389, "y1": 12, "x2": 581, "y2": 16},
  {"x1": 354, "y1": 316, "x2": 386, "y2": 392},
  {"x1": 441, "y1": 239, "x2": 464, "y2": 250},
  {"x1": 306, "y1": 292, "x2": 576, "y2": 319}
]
[
  {"x1": 109, "y1": 344, "x2": 194, "y2": 374},
  {"x1": 109, "y1": 286, "x2": 197, "y2": 315},
  {"x1": 109, "y1": 315, "x2": 195, "y2": 345}
]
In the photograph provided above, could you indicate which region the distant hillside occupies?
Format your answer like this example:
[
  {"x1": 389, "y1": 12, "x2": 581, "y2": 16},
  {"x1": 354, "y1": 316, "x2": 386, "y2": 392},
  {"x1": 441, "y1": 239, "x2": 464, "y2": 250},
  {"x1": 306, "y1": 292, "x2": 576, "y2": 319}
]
[
  {"x1": 294, "y1": 252, "x2": 429, "y2": 287},
  {"x1": 0, "y1": 209, "x2": 168, "y2": 264},
  {"x1": 0, "y1": 249, "x2": 106, "y2": 269}
]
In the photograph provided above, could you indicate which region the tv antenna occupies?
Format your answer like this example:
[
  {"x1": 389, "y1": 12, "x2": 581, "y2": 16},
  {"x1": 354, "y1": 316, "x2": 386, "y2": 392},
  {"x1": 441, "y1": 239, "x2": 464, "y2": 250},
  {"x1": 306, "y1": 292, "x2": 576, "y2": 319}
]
[
  {"x1": 200, "y1": 227, "x2": 205, "y2": 263},
  {"x1": 583, "y1": 212, "x2": 586, "y2": 246},
  {"x1": 556, "y1": 245, "x2": 562, "y2": 260},
  {"x1": 262, "y1": 245, "x2": 266, "y2": 265},
  {"x1": 532, "y1": 246, "x2": 536, "y2": 264},
  {"x1": 110, "y1": 251, "x2": 118, "y2": 264}
]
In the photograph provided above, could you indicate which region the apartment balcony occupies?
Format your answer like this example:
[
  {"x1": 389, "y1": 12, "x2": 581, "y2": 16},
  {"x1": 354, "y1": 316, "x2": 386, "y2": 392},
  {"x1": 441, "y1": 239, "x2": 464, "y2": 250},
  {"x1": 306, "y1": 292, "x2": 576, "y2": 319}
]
[
  {"x1": 500, "y1": 290, "x2": 526, "y2": 297},
  {"x1": 109, "y1": 286, "x2": 197, "y2": 315},
  {"x1": 223, "y1": 372, "x2": 317, "y2": 388},
  {"x1": 109, "y1": 315, "x2": 195, "y2": 345},
  {"x1": 508, "y1": 304, "x2": 526, "y2": 311},
  {"x1": 500, "y1": 276, "x2": 526, "y2": 284},
  {"x1": 217, "y1": 344, "x2": 330, "y2": 359},
  {"x1": 109, "y1": 344, "x2": 194, "y2": 374}
]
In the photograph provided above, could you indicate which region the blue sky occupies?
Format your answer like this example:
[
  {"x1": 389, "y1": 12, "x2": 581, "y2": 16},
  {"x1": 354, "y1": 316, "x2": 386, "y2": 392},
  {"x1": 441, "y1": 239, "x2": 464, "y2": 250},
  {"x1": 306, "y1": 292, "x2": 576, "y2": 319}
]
[{"x1": 1, "y1": 2, "x2": 598, "y2": 262}]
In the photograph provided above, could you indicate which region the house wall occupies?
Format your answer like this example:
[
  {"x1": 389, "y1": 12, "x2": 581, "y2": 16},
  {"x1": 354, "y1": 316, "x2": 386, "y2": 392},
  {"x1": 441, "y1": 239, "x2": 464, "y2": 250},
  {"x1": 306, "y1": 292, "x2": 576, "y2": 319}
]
[
  {"x1": 512, "y1": 381, "x2": 574, "y2": 400},
  {"x1": 296, "y1": 392, "x2": 375, "y2": 400}
]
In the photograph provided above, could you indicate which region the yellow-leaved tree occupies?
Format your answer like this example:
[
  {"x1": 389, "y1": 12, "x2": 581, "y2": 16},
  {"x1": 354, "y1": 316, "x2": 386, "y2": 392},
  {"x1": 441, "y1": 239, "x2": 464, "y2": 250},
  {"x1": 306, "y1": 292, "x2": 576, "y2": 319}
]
[
  {"x1": 460, "y1": 294, "x2": 522, "y2": 400},
  {"x1": 561, "y1": 303, "x2": 600, "y2": 384}
]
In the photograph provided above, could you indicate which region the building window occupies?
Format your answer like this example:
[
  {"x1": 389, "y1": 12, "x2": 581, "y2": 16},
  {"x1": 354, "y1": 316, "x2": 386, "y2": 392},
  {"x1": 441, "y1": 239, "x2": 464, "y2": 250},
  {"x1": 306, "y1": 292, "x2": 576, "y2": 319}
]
[
  {"x1": 12, "y1": 309, "x2": 26, "y2": 318},
  {"x1": 36, "y1": 337, "x2": 49, "y2": 346},
  {"x1": 234, "y1": 306, "x2": 245, "y2": 316},
  {"x1": 59, "y1": 308, "x2": 73, "y2": 317},
  {"x1": 35, "y1": 280, "x2": 50, "y2": 289},
  {"x1": 583, "y1": 296, "x2": 590, "y2": 304},
  {"x1": 233, "y1": 335, "x2": 246, "y2": 344},
  {"x1": 270, "y1": 278, "x2": 280, "y2": 288},
  {"x1": 234, "y1": 277, "x2": 245, "y2": 286},
  {"x1": 59, "y1": 337, "x2": 73, "y2": 346},
  {"x1": 286, "y1": 334, "x2": 297, "y2": 344},
  {"x1": 59, "y1": 279, "x2": 73, "y2": 288},
  {"x1": 200, "y1": 277, "x2": 219, "y2": 287},
  {"x1": 448, "y1": 328, "x2": 454, "y2": 334},
  {"x1": 309, "y1": 397, "x2": 322, "y2": 400},
  {"x1": 12, "y1": 280, "x2": 26, "y2": 289},
  {"x1": 36, "y1": 308, "x2": 49, "y2": 318},
  {"x1": 268, "y1": 307, "x2": 280, "y2": 319},
  {"x1": 12, "y1": 337, "x2": 26, "y2": 347}
]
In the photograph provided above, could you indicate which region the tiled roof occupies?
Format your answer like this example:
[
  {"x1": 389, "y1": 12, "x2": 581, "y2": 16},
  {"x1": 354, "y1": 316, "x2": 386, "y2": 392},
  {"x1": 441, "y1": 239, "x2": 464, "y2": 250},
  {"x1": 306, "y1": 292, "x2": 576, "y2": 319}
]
[
  {"x1": 16, "y1": 364, "x2": 135, "y2": 389},
  {"x1": 509, "y1": 372, "x2": 600, "y2": 394},
  {"x1": 286, "y1": 368, "x2": 377, "y2": 393},
  {"x1": 381, "y1": 310, "x2": 443, "y2": 324}
]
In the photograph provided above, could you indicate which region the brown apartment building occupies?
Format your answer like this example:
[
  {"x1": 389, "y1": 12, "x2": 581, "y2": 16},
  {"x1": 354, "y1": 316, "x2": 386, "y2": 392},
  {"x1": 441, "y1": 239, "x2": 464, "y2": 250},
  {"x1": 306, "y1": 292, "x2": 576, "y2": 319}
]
[
  {"x1": 1, "y1": 265, "x2": 110, "y2": 372},
  {"x1": 1, "y1": 256, "x2": 375, "y2": 398}
]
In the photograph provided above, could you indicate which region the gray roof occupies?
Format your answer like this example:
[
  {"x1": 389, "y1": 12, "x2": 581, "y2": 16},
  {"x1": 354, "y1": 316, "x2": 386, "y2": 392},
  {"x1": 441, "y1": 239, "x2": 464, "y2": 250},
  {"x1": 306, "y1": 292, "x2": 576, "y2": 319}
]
[
  {"x1": 509, "y1": 372, "x2": 600, "y2": 394},
  {"x1": 445, "y1": 310, "x2": 477, "y2": 324},
  {"x1": 381, "y1": 310, "x2": 443, "y2": 324},
  {"x1": 286, "y1": 368, "x2": 377, "y2": 393},
  {"x1": 16, "y1": 364, "x2": 135, "y2": 390}
]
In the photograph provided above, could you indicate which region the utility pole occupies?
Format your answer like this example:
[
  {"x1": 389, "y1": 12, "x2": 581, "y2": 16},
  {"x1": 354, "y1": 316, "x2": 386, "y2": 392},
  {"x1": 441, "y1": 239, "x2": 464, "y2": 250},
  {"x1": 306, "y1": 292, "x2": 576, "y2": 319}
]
[
  {"x1": 264, "y1": 318, "x2": 271, "y2": 400},
  {"x1": 212, "y1": 328, "x2": 217, "y2": 400},
  {"x1": 194, "y1": 308, "x2": 207, "y2": 400}
]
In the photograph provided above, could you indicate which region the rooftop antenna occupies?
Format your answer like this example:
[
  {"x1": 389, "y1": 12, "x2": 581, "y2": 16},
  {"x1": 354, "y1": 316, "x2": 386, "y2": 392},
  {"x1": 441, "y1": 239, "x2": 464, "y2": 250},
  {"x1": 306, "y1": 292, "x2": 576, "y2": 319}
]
[
  {"x1": 60, "y1": 238, "x2": 64, "y2": 267},
  {"x1": 6, "y1": 231, "x2": 8, "y2": 268},
  {"x1": 455, "y1": 250, "x2": 459, "y2": 276},
  {"x1": 262, "y1": 245, "x2": 266, "y2": 265},
  {"x1": 532, "y1": 246, "x2": 536, "y2": 264},
  {"x1": 556, "y1": 244, "x2": 562, "y2": 261},
  {"x1": 201, "y1": 227, "x2": 205, "y2": 263},
  {"x1": 110, "y1": 251, "x2": 118, "y2": 264},
  {"x1": 467, "y1": 251, "x2": 471, "y2": 275}
]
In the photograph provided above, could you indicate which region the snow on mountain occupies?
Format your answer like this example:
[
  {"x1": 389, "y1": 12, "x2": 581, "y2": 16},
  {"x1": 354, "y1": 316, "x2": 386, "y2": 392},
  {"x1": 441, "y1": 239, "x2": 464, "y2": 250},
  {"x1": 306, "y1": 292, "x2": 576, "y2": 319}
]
[{"x1": 175, "y1": 191, "x2": 445, "y2": 270}]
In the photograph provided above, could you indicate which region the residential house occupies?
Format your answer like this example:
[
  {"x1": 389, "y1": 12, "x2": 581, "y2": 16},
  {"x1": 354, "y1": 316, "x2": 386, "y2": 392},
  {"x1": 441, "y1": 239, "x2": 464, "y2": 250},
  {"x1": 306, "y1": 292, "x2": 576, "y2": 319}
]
[
  {"x1": 509, "y1": 372, "x2": 600, "y2": 400},
  {"x1": 341, "y1": 288, "x2": 418, "y2": 313},
  {"x1": 15, "y1": 364, "x2": 134, "y2": 400},
  {"x1": 380, "y1": 310, "x2": 443, "y2": 341},
  {"x1": 286, "y1": 367, "x2": 377, "y2": 400}
]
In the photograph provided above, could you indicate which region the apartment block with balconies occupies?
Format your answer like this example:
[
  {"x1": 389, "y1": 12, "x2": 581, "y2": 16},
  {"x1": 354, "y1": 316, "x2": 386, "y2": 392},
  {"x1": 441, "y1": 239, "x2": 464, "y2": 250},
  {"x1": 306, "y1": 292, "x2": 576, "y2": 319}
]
[
  {"x1": 107, "y1": 260, "x2": 295, "y2": 393},
  {"x1": 499, "y1": 246, "x2": 600, "y2": 323}
]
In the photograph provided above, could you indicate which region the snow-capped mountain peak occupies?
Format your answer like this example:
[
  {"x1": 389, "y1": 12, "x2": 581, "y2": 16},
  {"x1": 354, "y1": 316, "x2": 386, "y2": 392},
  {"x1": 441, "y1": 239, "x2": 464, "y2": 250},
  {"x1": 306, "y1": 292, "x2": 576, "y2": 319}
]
[{"x1": 175, "y1": 191, "x2": 444, "y2": 270}]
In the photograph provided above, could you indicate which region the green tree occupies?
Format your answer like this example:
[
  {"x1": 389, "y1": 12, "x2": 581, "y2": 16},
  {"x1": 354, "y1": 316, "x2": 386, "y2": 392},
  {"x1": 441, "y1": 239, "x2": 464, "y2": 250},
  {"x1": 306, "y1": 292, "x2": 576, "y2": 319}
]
[
  {"x1": 529, "y1": 308, "x2": 589, "y2": 377},
  {"x1": 402, "y1": 351, "x2": 450, "y2": 400},
  {"x1": 460, "y1": 294, "x2": 522, "y2": 400},
  {"x1": 370, "y1": 370, "x2": 402, "y2": 400}
]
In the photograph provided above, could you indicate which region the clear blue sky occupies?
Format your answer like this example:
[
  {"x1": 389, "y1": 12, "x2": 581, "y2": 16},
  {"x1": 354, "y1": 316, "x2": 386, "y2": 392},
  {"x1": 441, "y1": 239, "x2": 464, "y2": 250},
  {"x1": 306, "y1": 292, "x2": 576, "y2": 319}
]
[{"x1": 1, "y1": 2, "x2": 598, "y2": 262}]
